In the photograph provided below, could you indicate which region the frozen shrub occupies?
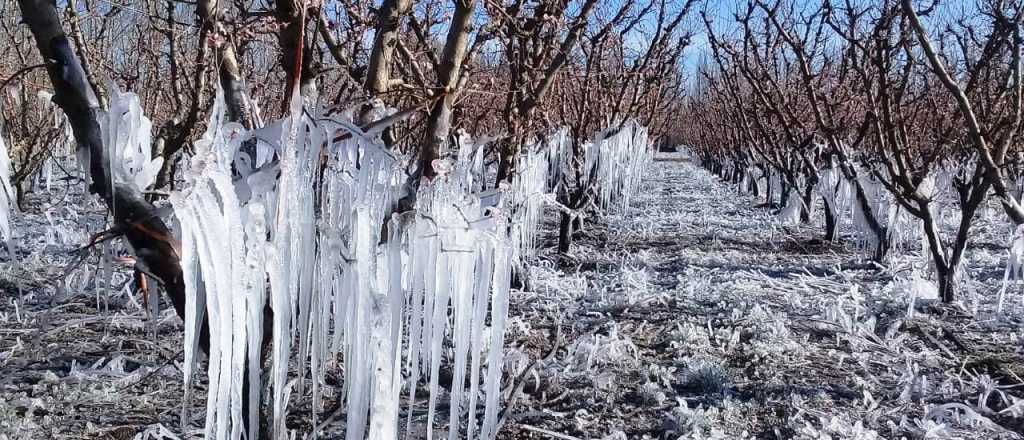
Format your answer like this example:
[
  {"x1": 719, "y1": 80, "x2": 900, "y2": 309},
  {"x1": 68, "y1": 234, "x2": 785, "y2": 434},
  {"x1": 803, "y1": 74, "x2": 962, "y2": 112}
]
[
  {"x1": 663, "y1": 398, "x2": 753, "y2": 440},
  {"x1": 679, "y1": 358, "x2": 731, "y2": 396},
  {"x1": 640, "y1": 381, "x2": 667, "y2": 405},
  {"x1": 791, "y1": 415, "x2": 881, "y2": 440},
  {"x1": 564, "y1": 323, "x2": 639, "y2": 373}
]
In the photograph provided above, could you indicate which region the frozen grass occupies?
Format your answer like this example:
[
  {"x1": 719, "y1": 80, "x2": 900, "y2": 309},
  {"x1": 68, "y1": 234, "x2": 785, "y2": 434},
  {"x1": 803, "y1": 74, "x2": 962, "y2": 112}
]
[{"x1": 500, "y1": 159, "x2": 1024, "y2": 440}]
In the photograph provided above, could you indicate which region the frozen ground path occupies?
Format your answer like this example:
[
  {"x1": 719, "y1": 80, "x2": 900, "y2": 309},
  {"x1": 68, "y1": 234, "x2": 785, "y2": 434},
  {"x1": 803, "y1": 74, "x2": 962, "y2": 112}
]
[{"x1": 502, "y1": 159, "x2": 1024, "y2": 439}]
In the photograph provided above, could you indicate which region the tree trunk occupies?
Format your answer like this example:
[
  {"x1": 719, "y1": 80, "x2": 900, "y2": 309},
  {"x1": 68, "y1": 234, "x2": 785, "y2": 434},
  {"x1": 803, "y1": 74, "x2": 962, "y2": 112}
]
[
  {"x1": 823, "y1": 193, "x2": 838, "y2": 241},
  {"x1": 935, "y1": 265, "x2": 956, "y2": 303},
  {"x1": 419, "y1": 0, "x2": 477, "y2": 180},
  {"x1": 276, "y1": 0, "x2": 315, "y2": 101},
  {"x1": 800, "y1": 183, "x2": 814, "y2": 223},
  {"x1": 873, "y1": 234, "x2": 891, "y2": 262},
  {"x1": 365, "y1": 0, "x2": 413, "y2": 96},
  {"x1": 558, "y1": 211, "x2": 573, "y2": 254},
  {"x1": 15, "y1": 0, "x2": 224, "y2": 427},
  {"x1": 780, "y1": 180, "x2": 791, "y2": 211}
]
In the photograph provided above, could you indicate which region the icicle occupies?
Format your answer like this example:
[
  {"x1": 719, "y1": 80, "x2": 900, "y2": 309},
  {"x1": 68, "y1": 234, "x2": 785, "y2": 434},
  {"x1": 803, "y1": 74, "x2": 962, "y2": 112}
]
[
  {"x1": 98, "y1": 82, "x2": 162, "y2": 191},
  {"x1": 169, "y1": 84, "x2": 523, "y2": 440},
  {"x1": 480, "y1": 240, "x2": 512, "y2": 440}
]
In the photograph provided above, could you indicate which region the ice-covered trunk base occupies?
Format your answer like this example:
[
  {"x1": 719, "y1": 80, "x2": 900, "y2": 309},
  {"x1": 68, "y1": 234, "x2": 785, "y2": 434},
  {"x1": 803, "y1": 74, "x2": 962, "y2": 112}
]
[{"x1": 778, "y1": 188, "x2": 803, "y2": 225}]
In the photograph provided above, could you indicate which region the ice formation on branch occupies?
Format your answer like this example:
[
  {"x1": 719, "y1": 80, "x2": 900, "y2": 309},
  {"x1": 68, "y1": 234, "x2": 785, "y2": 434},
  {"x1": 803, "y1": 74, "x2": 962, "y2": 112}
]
[
  {"x1": 508, "y1": 122, "x2": 651, "y2": 260},
  {"x1": 171, "y1": 90, "x2": 514, "y2": 440},
  {"x1": 584, "y1": 121, "x2": 652, "y2": 211},
  {"x1": 509, "y1": 130, "x2": 564, "y2": 258},
  {"x1": 162, "y1": 79, "x2": 657, "y2": 438},
  {"x1": 99, "y1": 82, "x2": 163, "y2": 190},
  {"x1": 816, "y1": 166, "x2": 849, "y2": 227}
]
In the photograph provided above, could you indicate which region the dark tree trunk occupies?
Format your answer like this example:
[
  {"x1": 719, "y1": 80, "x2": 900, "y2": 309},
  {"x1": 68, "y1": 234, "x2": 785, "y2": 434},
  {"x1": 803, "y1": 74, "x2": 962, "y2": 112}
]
[
  {"x1": 780, "y1": 180, "x2": 791, "y2": 211},
  {"x1": 823, "y1": 194, "x2": 838, "y2": 241},
  {"x1": 558, "y1": 211, "x2": 573, "y2": 254},
  {"x1": 873, "y1": 234, "x2": 891, "y2": 262},
  {"x1": 18, "y1": 0, "x2": 193, "y2": 330},
  {"x1": 800, "y1": 183, "x2": 814, "y2": 223},
  {"x1": 936, "y1": 265, "x2": 957, "y2": 304}
]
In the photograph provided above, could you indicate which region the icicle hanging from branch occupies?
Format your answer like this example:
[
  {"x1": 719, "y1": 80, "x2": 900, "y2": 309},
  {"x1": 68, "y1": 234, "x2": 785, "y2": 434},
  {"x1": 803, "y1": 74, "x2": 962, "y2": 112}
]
[{"x1": 171, "y1": 87, "x2": 516, "y2": 440}]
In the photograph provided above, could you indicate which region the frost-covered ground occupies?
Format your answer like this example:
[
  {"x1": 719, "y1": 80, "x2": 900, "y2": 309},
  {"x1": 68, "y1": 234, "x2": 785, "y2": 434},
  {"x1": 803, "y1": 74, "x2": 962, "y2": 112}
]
[
  {"x1": 2, "y1": 158, "x2": 1024, "y2": 439},
  {"x1": 499, "y1": 158, "x2": 1024, "y2": 440}
]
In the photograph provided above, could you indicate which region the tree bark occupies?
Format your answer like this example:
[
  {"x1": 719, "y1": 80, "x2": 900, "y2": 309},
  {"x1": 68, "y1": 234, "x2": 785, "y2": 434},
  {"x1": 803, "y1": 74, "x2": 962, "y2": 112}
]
[
  {"x1": 276, "y1": 0, "x2": 314, "y2": 101},
  {"x1": 419, "y1": 0, "x2": 477, "y2": 180},
  {"x1": 800, "y1": 183, "x2": 814, "y2": 223},
  {"x1": 17, "y1": 0, "x2": 201, "y2": 349},
  {"x1": 365, "y1": 0, "x2": 413, "y2": 97},
  {"x1": 823, "y1": 193, "x2": 838, "y2": 242}
]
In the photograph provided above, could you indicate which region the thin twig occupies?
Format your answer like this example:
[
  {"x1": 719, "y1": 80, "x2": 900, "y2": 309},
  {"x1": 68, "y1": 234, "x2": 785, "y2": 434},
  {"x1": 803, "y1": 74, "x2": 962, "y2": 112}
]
[
  {"x1": 114, "y1": 347, "x2": 185, "y2": 394},
  {"x1": 518, "y1": 424, "x2": 583, "y2": 440},
  {"x1": 0, "y1": 63, "x2": 47, "y2": 91},
  {"x1": 495, "y1": 322, "x2": 563, "y2": 433}
]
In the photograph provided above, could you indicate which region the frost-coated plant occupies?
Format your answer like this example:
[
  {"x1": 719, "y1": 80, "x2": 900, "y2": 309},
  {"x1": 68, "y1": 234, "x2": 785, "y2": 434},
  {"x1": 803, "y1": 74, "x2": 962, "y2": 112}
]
[
  {"x1": 564, "y1": 323, "x2": 639, "y2": 373},
  {"x1": 678, "y1": 357, "x2": 731, "y2": 395},
  {"x1": 791, "y1": 415, "x2": 881, "y2": 440},
  {"x1": 664, "y1": 398, "x2": 753, "y2": 440}
]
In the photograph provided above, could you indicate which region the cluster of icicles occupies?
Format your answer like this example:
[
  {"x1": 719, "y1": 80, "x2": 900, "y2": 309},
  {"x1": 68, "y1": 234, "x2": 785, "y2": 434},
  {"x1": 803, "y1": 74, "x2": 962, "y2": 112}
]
[
  {"x1": 732, "y1": 158, "x2": 943, "y2": 255},
  {"x1": 170, "y1": 89, "x2": 516, "y2": 440},
  {"x1": 167, "y1": 88, "x2": 655, "y2": 439},
  {"x1": 584, "y1": 121, "x2": 653, "y2": 212},
  {"x1": 0, "y1": 122, "x2": 15, "y2": 256},
  {"x1": 726, "y1": 152, "x2": 1024, "y2": 310}
]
